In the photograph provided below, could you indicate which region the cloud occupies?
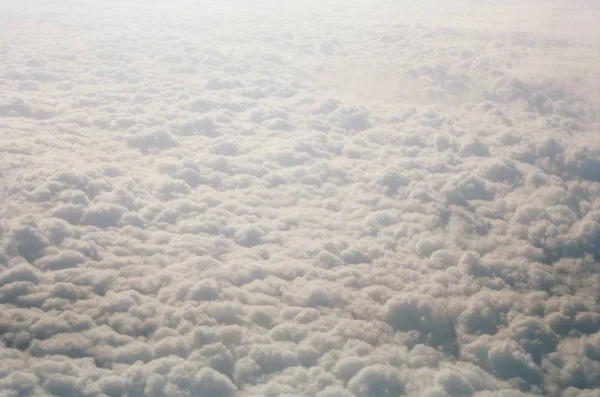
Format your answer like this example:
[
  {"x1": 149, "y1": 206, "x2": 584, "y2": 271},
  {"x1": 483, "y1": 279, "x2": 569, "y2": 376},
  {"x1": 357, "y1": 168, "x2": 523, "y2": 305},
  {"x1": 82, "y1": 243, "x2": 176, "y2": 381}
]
[
  {"x1": 347, "y1": 364, "x2": 405, "y2": 397},
  {"x1": 384, "y1": 294, "x2": 458, "y2": 355},
  {"x1": 0, "y1": 0, "x2": 599, "y2": 396}
]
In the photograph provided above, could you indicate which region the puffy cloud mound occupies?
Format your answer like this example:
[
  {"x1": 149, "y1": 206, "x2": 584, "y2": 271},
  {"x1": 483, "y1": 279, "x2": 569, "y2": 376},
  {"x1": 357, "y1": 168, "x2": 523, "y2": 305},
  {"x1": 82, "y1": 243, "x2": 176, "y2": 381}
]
[{"x1": 1, "y1": 0, "x2": 599, "y2": 396}]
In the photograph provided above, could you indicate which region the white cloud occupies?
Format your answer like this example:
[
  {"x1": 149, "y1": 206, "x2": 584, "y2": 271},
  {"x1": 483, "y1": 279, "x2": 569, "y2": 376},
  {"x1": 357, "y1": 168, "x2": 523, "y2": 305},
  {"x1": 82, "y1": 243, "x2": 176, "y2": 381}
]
[{"x1": 1, "y1": 0, "x2": 599, "y2": 395}]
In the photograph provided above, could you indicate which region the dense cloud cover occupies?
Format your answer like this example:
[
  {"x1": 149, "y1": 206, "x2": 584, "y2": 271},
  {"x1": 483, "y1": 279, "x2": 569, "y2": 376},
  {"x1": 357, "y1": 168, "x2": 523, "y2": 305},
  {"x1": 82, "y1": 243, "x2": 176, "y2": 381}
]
[{"x1": 1, "y1": 0, "x2": 599, "y2": 396}]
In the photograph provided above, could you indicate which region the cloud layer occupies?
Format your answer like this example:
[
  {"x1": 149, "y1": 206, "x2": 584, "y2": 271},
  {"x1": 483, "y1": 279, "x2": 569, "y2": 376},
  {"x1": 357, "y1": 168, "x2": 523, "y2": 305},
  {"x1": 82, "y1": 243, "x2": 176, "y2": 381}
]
[{"x1": 1, "y1": 0, "x2": 599, "y2": 396}]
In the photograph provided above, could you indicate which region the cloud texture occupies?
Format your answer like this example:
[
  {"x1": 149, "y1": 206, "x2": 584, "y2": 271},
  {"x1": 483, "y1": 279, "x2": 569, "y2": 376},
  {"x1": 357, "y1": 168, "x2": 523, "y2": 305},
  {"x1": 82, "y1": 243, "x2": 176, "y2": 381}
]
[{"x1": 1, "y1": 0, "x2": 599, "y2": 396}]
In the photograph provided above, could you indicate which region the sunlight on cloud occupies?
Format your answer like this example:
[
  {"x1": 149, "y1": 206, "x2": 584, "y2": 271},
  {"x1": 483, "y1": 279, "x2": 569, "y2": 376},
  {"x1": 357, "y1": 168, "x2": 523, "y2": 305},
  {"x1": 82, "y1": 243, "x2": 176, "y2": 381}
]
[{"x1": 0, "y1": 0, "x2": 599, "y2": 396}]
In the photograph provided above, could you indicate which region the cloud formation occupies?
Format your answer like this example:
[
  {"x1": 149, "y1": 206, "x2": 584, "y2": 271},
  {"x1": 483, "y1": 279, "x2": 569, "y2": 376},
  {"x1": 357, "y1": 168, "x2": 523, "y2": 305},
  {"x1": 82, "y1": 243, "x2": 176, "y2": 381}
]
[{"x1": 1, "y1": 0, "x2": 599, "y2": 396}]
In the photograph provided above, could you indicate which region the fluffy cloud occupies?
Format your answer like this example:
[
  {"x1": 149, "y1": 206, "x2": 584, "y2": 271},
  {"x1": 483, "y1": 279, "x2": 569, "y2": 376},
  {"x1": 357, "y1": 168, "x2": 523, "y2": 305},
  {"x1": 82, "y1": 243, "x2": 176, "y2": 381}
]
[{"x1": 1, "y1": 0, "x2": 599, "y2": 396}]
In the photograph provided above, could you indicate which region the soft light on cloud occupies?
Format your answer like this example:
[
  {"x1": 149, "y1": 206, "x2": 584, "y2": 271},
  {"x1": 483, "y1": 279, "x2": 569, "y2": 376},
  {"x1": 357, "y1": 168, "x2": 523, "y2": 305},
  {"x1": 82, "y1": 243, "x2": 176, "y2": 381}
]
[{"x1": 1, "y1": 0, "x2": 599, "y2": 396}]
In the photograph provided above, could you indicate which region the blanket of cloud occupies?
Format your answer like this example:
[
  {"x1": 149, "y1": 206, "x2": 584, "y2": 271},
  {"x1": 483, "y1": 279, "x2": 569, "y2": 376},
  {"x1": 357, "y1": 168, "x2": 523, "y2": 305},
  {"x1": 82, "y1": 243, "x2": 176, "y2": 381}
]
[{"x1": 1, "y1": 0, "x2": 599, "y2": 396}]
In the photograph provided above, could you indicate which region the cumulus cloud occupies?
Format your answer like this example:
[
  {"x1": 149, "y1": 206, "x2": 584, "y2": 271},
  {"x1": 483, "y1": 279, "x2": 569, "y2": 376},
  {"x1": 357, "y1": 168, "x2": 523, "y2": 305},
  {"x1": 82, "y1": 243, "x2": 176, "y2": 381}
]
[{"x1": 0, "y1": 0, "x2": 599, "y2": 396}]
